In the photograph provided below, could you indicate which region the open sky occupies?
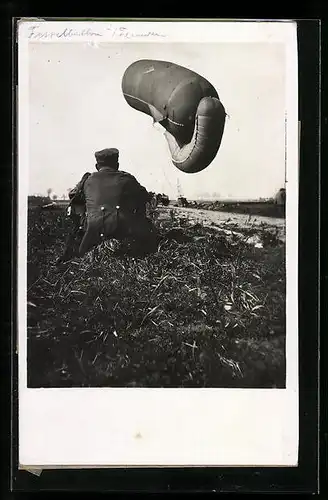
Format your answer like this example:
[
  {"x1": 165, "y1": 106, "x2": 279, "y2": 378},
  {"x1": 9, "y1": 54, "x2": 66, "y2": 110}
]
[{"x1": 28, "y1": 41, "x2": 286, "y2": 200}]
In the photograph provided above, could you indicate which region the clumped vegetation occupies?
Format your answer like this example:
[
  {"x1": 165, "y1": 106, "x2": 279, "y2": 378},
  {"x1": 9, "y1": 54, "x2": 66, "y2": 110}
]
[{"x1": 27, "y1": 206, "x2": 286, "y2": 388}]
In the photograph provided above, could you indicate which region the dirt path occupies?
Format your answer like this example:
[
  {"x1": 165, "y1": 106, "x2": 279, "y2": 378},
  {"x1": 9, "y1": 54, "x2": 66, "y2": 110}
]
[{"x1": 162, "y1": 206, "x2": 286, "y2": 243}]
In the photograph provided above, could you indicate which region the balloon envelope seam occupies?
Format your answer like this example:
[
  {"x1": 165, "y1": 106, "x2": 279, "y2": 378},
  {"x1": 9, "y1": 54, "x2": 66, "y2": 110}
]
[{"x1": 123, "y1": 92, "x2": 185, "y2": 127}]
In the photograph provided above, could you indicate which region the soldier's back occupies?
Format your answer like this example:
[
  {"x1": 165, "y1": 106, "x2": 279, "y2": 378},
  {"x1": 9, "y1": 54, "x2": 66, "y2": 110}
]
[{"x1": 84, "y1": 169, "x2": 138, "y2": 212}]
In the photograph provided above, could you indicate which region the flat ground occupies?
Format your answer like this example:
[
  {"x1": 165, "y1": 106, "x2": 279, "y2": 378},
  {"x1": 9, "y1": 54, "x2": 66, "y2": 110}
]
[
  {"x1": 172, "y1": 206, "x2": 286, "y2": 242},
  {"x1": 27, "y1": 205, "x2": 286, "y2": 388}
]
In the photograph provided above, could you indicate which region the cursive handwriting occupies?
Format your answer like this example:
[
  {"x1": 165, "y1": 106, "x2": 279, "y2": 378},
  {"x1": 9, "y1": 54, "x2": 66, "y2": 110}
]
[
  {"x1": 27, "y1": 25, "x2": 103, "y2": 40},
  {"x1": 27, "y1": 24, "x2": 166, "y2": 41},
  {"x1": 106, "y1": 25, "x2": 166, "y2": 39}
]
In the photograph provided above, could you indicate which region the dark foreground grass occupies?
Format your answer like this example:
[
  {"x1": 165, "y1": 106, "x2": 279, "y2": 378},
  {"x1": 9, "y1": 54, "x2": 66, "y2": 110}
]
[{"x1": 27, "y1": 207, "x2": 286, "y2": 388}]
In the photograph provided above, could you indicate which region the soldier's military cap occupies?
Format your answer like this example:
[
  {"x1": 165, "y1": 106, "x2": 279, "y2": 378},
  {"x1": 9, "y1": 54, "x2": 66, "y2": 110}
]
[{"x1": 95, "y1": 148, "x2": 119, "y2": 166}]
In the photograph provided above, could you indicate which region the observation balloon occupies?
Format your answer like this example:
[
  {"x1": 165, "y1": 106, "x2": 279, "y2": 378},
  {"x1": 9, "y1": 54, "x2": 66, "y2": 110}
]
[{"x1": 122, "y1": 59, "x2": 226, "y2": 173}]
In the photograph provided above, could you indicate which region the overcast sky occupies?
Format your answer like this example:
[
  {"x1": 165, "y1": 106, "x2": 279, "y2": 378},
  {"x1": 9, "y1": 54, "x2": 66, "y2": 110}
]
[{"x1": 28, "y1": 42, "x2": 286, "y2": 200}]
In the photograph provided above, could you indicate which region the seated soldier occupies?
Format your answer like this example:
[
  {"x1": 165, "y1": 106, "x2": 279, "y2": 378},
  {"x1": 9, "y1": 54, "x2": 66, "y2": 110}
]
[{"x1": 56, "y1": 148, "x2": 158, "y2": 265}]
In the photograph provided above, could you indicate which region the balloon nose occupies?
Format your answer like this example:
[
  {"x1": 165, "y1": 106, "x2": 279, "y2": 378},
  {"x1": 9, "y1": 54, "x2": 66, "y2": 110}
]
[{"x1": 197, "y1": 96, "x2": 225, "y2": 117}]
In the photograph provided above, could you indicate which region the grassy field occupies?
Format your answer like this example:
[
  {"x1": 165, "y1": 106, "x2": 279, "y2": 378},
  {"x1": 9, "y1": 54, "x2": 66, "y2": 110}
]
[
  {"x1": 29, "y1": 197, "x2": 285, "y2": 218},
  {"x1": 27, "y1": 206, "x2": 286, "y2": 388}
]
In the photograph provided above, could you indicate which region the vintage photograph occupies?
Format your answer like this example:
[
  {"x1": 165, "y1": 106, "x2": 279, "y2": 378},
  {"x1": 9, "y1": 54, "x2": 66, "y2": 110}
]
[{"x1": 26, "y1": 37, "x2": 287, "y2": 390}]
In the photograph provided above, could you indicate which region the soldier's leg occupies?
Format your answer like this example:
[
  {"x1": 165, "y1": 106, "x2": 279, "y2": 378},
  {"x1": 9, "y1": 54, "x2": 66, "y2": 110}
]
[
  {"x1": 78, "y1": 221, "x2": 103, "y2": 258},
  {"x1": 57, "y1": 222, "x2": 84, "y2": 265},
  {"x1": 57, "y1": 214, "x2": 87, "y2": 265}
]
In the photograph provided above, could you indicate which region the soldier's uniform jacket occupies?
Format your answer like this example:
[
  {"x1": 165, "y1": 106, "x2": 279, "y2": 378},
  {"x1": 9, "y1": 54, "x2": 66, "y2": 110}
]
[
  {"x1": 71, "y1": 166, "x2": 152, "y2": 256},
  {"x1": 84, "y1": 167, "x2": 149, "y2": 216}
]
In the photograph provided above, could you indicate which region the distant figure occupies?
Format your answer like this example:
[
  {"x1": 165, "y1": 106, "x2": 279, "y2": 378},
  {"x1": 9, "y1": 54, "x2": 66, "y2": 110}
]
[
  {"x1": 57, "y1": 148, "x2": 158, "y2": 265},
  {"x1": 147, "y1": 191, "x2": 158, "y2": 209},
  {"x1": 159, "y1": 193, "x2": 170, "y2": 206},
  {"x1": 274, "y1": 188, "x2": 286, "y2": 206},
  {"x1": 177, "y1": 196, "x2": 188, "y2": 208},
  {"x1": 274, "y1": 188, "x2": 286, "y2": 217}
]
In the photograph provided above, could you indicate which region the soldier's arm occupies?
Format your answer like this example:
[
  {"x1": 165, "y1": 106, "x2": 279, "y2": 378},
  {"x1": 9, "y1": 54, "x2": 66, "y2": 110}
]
[
  {"x1": 138, "y1": 183, "x2": 151, "y2": 203},
  {"x1": 132, "y1": 179, "x2": 150, "y2": 204},
  {"x1": 68, "y1": 185, "x2": 79, "y2": 200},
  {"x1": 121, "y1": 172, "x2": 149, "y2": 203},
  {"x1": 69, "y1": 173, "x2": 91, "y2": 200}
]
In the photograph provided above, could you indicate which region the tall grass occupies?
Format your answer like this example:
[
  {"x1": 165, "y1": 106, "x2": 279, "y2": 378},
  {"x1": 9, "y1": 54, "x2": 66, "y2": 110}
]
[{"x1": 27, "y1": 207, "x2": 286, "y2": 388}]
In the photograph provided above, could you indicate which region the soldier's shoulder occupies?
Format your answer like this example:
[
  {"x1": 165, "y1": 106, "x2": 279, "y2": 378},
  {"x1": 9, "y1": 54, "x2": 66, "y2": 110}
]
[
  {"x1": 119, "y1": 170, "x2": 134, "y2": 177},
  {"x1": 87, "y1": 171, "x2": 99, "y2": 180},
  {"x1": 118, "y1": 170, "x2": 138, "y2": 181}
]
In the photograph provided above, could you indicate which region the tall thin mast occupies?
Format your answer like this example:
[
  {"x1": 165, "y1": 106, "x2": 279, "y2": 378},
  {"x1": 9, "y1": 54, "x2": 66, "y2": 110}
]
[{"x1": 284, "y1": 110, "x2": 287, "y2": 186}]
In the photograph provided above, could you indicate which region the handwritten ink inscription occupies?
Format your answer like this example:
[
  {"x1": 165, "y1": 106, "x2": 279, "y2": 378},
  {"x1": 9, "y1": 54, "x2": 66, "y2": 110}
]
[
  {"x1": 27, "y1": 24, "x2": 166, "y2": 40},
  {"x1": 28, "y1": 25, "x2": 102, "y2": 40},
  {"x1": 106, "y1": 25, "x2": 166, "y2": 39}
]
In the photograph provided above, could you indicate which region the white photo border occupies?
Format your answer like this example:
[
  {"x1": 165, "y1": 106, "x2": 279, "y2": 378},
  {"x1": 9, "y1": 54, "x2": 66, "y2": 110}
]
[{"x1": 18, "y1": 19, "x2": 299, "y2": 468}]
